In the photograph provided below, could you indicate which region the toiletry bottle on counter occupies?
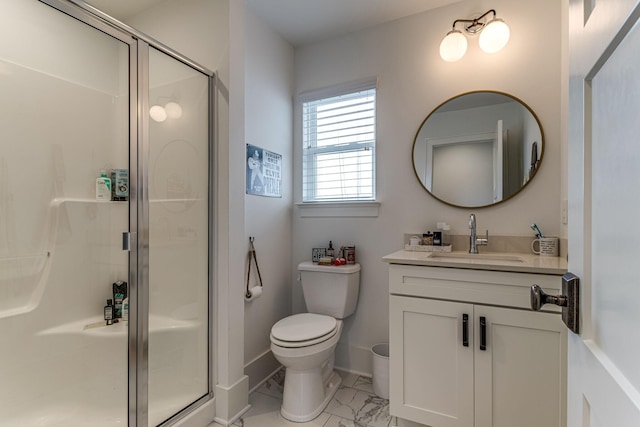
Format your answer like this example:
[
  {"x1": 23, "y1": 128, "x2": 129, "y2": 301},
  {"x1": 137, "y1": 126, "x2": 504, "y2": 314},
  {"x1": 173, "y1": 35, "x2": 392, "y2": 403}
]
[
  {"x1": 441, "y1": 223, "x2": 451, "y2": 246},
  {"x1": 437, "y1": 222, "x2": 451, "y2": 246},
  {"x1": 327, "y1": 241, "x2": 335, "y2": 258},
  {"x1": 96, "y1": 170, "x2": 111, "y2": 201},
  {"x1": 433, "y1": 231, "x2": 442, "y2": 246},
  {"x1": 423, "y1": 232, "x2": 433, "y2": 246},
  {"x1": 104, "y1": 299, "x2": 114, "y2": 325}
]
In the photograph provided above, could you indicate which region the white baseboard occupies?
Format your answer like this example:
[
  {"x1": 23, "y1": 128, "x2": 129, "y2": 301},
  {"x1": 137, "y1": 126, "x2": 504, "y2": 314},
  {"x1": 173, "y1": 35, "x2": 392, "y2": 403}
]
[
  {"x1": 244, "y1": 348, "x2": 281, "y2": 392},
  {"x1": 249, "y1": 364, "x2": 284, "y2": 394},
  {"x1": 334, "y1": 342, "x2": 375, "y2": 377},
  {"x1": 214, "y1": 375, "x2": 250, "y2": 426}
]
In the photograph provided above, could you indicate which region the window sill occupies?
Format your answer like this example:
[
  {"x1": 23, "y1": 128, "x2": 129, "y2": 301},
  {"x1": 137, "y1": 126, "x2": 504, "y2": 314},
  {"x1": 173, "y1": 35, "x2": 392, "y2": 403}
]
[{"x1": 296, "y1": 201, "x2": 380, "y2": 218}]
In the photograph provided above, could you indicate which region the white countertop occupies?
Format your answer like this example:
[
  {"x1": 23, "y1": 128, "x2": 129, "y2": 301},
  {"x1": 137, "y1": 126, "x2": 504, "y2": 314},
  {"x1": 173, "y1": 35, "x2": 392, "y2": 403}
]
[{"x1": 382, "y1": 250, "x2": 568, "y2": 275}]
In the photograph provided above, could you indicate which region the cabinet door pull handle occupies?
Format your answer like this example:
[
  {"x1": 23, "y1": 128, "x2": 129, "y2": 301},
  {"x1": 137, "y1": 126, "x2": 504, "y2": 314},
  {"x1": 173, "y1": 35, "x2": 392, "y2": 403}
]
[
  {"x1": 480, "y1": 316, "x2": 487, "y2": 351},
  {"x1": 462, "y1": 314, "x2": 469, "y2": 347}
]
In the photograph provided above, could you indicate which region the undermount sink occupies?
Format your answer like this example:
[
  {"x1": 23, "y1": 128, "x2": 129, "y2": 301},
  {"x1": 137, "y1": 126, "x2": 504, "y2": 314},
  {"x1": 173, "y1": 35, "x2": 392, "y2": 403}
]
[{"x1": 428, "y1": 252, "x2": 526, "y2": 263}]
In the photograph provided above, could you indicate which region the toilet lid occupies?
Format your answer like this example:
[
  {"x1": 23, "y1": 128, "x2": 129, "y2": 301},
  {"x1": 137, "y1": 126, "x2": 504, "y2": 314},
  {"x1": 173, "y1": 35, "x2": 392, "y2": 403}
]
[
  {"x1": 271, "y1": 313, "x2": 337, "y2": 342},
  {"x1": 270, "y1": 326, "x2": 339, "y2": 348}
]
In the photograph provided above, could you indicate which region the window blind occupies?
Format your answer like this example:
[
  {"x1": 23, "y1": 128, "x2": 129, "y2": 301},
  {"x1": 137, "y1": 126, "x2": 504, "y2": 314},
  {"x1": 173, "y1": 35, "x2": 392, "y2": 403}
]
[{"x1": 302, "y1": 87, "x2": 376, "y2": 202}]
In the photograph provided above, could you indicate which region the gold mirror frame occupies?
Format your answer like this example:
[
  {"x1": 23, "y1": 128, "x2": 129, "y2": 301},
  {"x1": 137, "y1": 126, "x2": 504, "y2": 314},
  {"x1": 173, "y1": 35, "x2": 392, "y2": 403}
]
[{"x1": 412, "y1": 90, "x2": 544, "y2": 209}]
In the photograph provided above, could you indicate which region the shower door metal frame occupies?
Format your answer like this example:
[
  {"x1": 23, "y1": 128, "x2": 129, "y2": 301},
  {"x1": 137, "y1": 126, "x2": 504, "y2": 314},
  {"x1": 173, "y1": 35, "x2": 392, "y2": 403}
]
[{"x1": 35, "y1": 1, "x2": 217, "y2": 426}]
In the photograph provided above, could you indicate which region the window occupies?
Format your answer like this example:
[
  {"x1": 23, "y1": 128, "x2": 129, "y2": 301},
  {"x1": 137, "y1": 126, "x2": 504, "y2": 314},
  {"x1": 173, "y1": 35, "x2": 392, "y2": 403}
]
[{"x1": 302, "y1": 82, "x2": 376, "y2": 202}]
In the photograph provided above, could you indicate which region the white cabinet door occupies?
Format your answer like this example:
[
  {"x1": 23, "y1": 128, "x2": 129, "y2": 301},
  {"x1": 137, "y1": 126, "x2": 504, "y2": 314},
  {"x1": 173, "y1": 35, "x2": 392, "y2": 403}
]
[
  {"x1": 474, "y1": 305, "x2": 566, "y2": 427},
  {"x1": 390, "y1": 295, "x2": 474, "y2": 427}
]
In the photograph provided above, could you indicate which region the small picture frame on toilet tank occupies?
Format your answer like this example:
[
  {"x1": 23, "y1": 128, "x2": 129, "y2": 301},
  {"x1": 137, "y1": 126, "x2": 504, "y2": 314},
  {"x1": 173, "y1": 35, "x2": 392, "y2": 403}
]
[{"x1": 312, "y1": 248, "x2": 326, "y2": 263}]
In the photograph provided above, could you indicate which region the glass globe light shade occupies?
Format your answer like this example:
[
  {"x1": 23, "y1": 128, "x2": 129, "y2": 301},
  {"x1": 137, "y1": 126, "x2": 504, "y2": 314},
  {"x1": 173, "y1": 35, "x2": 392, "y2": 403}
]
[
  {"x1": 439, "y1": 30, "x2": 468, "y2": 62},
  {"x1": 149, "y1": 105, "x2": 167, "y2": 122},
  {"x1": 164, "y1": 101, "x2": 183, "y2": 119},
  {"x1": 479, "y1": 18, "x2": 510, "y2": 54}
]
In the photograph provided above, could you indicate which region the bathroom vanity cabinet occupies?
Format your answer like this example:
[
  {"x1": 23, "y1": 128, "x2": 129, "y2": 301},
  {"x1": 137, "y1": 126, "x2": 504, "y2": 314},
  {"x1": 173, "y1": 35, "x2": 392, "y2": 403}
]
[{"x1": 383, "y1": 253, "x2": 568, "y2": 427}]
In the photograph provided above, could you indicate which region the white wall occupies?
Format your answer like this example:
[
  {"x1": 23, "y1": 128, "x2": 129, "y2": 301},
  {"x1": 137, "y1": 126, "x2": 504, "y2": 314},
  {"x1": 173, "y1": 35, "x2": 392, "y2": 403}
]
[
  {"x1": 293, "y1": 0, "x2": 563, "y2": 374},
  {"x1": 243, "y1": 7, "x2": 294, "y2": 390}
]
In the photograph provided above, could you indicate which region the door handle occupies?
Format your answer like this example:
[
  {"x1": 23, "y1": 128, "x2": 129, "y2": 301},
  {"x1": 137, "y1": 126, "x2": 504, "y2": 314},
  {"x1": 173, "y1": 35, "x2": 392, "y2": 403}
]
[
  {"x1": 530, "y1": 272, "x2": 580, "y2": 334},
  {"x1": 479, "y1": 316, "x2": 486, "y2": 351},
  {"x1": 462, "y1": 314, "x2": 469, "y2": 347}
]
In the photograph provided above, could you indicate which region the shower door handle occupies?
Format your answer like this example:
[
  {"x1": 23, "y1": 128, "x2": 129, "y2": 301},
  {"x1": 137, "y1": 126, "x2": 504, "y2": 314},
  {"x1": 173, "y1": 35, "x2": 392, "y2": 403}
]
[{"x1": 122, "y1": 232, "x2": 136, "y2": 251}]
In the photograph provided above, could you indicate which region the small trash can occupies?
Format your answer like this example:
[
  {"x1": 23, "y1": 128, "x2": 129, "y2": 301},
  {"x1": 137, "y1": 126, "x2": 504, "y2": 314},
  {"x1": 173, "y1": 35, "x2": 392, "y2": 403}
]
[{"x1": 371, "y1": 343, "x2": 390, "y2": 399}]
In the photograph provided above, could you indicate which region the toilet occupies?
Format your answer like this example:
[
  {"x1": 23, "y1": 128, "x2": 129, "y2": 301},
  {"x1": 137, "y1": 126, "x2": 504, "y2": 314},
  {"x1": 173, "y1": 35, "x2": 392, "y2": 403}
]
[{"x1": 270, "y1": 261, "x2": 361, "y2": 422}]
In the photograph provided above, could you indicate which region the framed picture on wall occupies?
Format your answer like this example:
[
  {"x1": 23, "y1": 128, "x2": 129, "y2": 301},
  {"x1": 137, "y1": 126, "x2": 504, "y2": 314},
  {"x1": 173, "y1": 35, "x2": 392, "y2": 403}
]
[{"x1": 246, "y1": 143, "x2": 282, "y2": 197}]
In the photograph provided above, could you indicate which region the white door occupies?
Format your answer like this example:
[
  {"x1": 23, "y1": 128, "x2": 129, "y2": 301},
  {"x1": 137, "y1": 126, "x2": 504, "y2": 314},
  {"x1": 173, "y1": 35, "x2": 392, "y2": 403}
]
[{"x1": 568, "y1": 1, "x2": 640, "y2": 426}]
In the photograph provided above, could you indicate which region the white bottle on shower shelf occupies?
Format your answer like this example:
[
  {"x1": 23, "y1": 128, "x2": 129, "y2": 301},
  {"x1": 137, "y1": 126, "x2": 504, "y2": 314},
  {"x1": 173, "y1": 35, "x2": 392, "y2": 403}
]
[
  {"x1": 122, "y1": 296, "x2": 129, "y2": 323},
  {"x1": 96, "y1": 170, "x2": 111, "y2": 201}
]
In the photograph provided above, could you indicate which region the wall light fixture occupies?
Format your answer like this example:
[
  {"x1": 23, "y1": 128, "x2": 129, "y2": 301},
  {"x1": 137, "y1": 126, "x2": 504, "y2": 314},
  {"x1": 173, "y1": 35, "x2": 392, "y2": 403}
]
[{"x1": 439, "y1": 9, "x2": 510, "y2": 62}]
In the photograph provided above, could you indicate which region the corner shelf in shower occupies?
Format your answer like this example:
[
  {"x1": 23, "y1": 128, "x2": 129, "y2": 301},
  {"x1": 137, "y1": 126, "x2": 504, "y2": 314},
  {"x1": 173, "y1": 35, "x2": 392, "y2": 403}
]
[
  {"x1": 51, "y1": 197, "x2": 129, "y2": 206},
  {"x1": 37, "y1": 314, "x2": 200, "y2": 337}
]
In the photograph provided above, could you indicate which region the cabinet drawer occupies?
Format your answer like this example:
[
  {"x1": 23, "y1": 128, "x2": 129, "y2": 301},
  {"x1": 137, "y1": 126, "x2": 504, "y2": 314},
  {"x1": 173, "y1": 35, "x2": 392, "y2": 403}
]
[{"x1": 389, "y1": 264, "x2": 562, "y2": 312}]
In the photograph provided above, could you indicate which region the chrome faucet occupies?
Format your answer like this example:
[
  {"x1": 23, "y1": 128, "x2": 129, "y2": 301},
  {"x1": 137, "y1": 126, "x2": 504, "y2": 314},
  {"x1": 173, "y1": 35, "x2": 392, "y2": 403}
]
[{"x1": 468, "y1": 213, "x2": 488, "y2": 254}]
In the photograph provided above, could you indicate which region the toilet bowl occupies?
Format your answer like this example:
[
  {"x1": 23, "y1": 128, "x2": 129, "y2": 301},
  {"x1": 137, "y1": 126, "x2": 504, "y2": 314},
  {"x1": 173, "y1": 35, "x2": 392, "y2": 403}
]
[{"x1": 271, "y1": 313, "x2": 344, "y2": 422}]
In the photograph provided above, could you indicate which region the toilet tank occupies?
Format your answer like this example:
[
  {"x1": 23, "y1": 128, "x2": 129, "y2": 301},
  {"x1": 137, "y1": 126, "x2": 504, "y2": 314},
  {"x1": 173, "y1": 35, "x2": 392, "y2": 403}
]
[{"x1": 298, "y1": 261, "x2": 360, "y2": 319}]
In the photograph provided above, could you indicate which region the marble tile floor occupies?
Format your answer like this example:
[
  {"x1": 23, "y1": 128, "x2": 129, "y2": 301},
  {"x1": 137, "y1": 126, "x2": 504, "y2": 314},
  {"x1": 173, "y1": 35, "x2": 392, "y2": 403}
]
[{"x1": 215, "y1": 368, "x2": 392, "y2": 427}]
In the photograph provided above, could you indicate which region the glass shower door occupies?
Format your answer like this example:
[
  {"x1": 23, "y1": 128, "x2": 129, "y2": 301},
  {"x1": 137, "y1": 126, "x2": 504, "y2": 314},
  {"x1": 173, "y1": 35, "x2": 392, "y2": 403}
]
[
  {"x1": 0, "y1": 0, "x2": 133, "y2": 425},
  {"x1": 147, "y1": 47, "x2": 211, "y2": 425}
]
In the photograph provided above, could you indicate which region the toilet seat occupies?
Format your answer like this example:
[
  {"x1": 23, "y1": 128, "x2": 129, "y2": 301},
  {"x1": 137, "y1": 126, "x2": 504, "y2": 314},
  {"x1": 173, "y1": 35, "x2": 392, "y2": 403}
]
[{"x1": 271, "y1": 313, "x2": 338, "y2": 348}]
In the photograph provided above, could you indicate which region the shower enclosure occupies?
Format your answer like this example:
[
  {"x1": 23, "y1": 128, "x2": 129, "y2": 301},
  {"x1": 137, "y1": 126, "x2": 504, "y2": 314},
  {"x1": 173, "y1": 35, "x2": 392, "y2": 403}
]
[{"x1": 0, "y1": 1, "x2": 214, "y2": 426}]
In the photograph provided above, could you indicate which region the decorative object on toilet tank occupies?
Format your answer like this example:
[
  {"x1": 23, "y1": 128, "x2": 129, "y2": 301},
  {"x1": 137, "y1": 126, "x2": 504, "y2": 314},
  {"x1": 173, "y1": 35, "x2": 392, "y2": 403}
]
[
  {"x1": 312, "y1": 248, "x2": 326, "y2": 263},
  {"x1": 439, "y1": 9, "x2": 510, "y2": 62},
  {"x1": 345, "y1": 246, "x2": 356, "y2": 264}
]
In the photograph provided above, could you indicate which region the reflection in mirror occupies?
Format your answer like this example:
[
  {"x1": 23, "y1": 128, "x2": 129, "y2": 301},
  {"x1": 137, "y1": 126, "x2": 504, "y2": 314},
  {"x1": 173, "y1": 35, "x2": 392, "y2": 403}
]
[{"x1": 412, "y1": 91, "x2": 543, "y2": 208}]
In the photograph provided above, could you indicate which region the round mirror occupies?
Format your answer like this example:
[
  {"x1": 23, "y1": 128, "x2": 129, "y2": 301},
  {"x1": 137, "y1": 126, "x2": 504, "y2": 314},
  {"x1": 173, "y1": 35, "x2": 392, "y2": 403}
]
[{"x1": 412, "y1": 91, "x2": 543, "y2": 208}]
